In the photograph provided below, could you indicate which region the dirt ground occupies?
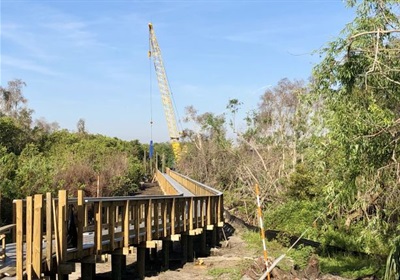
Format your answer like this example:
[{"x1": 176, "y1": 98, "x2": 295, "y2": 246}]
[{"x1": 68, "y1": 231, "x2": 260, "y2": 280}]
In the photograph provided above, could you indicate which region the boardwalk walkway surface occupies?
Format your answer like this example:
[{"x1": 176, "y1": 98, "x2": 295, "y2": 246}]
[{"x1": 1, "y1": 169, "x2": 223, "y2": 279}]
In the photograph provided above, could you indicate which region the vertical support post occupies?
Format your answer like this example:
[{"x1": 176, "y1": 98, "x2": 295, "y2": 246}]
[
  {"x1": 207, "y1": 197, "x2": 211, "y2": 226},
  {"x1": 77, "y1": 190, "x2": 84, "y2": 258},
  {"x1": 200, "y1": 198, "x2": 205, "y2": 227},
  {"x1": 218, "y1": 195, "x2": 223, "y2": 224},
  {"x1": 33, "y1": 194, "x2": 43, "y2": 279},
  {"x1": 15, "y1": 200, "x2": 23, "y2": 280},
  {"x1": 154, "y1": 201, "x2": 159, "y2": 239},
  {"x1": 123, "y1": 200, "x2": 130, "y2": 248},
  {"x1": 12, "y1": 202, "x2": 16, "y2": 242},
  {"x1": 26, "y1": 196, "x2": 33, "y2": 280},
  {"x1": 162, "y1": 199, "x2": 167, "y2": 236},
  {"x1": 46, "y1": 193, "x2": 53, "y2": 274},
  {"x1": 134, "y1": 203, "x2": 140, "y2": 244},
  {"x1": 58, "y1": 190, "x2": 68, "y2": 278},
  {"x1": 200, "y1": 228, "x2": 207, "y2": 256},
  {"x1": 162, "y1": 240, "x2": 170, "y2": 270},
  {"x1": 95, "y1": 200, "x2": 103, "y2": 254},
  {"x1": 110, "y1": 203, "x2": 115, "y2": 251},
  {"x1": 111, "y1": 254, "x2": 122, "y2": 280},
  {"x1": 162, "y1": 153, "x2": 165, "y2": 173},
  {"x1": 189, "y1": 197, "x2": 194, "y2": 231},
  {"x1": 146, "y1": 200, "x2": 152, "y2": 241},
  {"x1": 121, "y1": 255, "x2": 127, "y2": 274},
  {"x1": 171, "y1": 198, "x2": 176, "y2": 235},
  {"x1": 187, "y1": 235, "x2": 194, "y2": 262},
  {"x1": 210, "y1": 226, "x2": 217, "y2": 248},
  {"x1": 182, "y1": 199, "x2": 187, "y2": 232},
  {"x1": 181, "y1": 234, "x2": 188, "y2": 264},
  {"x1": 81, "y1": 261, "x2": 95, "y2": 280},
  {"x1": 137, "y1": 245, "x2": 146, "y2": 279}
]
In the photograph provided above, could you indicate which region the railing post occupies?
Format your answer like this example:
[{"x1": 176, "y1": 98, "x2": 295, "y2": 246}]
[
  {"x1": 171, "y1": 198, "x2": 175, "y2": 235},
  {"x1": 95, "y1": 200, "x2": 103, "y2": 254},
  {"x1": 58, "y1": 190, "x2": 68, "y2": 277},
  {"x1": 46, "y1": 193, "x2": 53, "y2": 275},
  {"x1": 146, "y1": 199, "x2": 152, "y2": 241},
  {"x1": 207, "y1": 196, "x2": 211, "y2": 226},
  {"x1": 26, "y1": 196, "x2": 33, "y2": 280},
  {"x1": 189, "y1": 197, "x2": 194, "y2": 231},
  {"x1": 77, "y1": 190, "x2": 84, "y2": 258},
  {"x1": 218, "y1": 195, "x2": 224, "y2": 224},
  {"x1": 123, "y1": 200, "x2": 130, "y2": 248},
  {"x1": 32, "y1": 194, "x2": 43, "y2": 279},
  {"x1": 134, "y1": 202, "x2": 140, "y2": 244},
  {"x1": 154, "y1": 201, "x2": 159, "y2": 239},
  {"x1": 15, "y1": 200, "x2": 23, "y2": 280},
  {"x1": 110, "y1": 202, "x2": 115, "y2": 251},
  {"x1": 162, "y1": 199, "x2": 167, "y2": 236}
]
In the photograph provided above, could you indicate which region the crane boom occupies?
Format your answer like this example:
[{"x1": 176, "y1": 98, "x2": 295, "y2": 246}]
[{"x1": 148, "y1": 23, "x2": 180, "y2": 160}]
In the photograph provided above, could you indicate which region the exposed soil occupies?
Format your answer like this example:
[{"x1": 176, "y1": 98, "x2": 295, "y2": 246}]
[{"x1": 69, "y1": 229, "x2": 259, "y2": 280}]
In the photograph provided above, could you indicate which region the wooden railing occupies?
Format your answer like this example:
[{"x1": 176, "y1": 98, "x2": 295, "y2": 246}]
[{"x1": 12, "y1": 170, "x2": 224, "y2": 279}]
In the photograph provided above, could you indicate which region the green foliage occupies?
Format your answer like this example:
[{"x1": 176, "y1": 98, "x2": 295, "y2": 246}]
[
  {"x1": 0, "y1": 80, "x2": 147, "y2": 200},
  {"x1": 207, "y1": 266, "x2": 246, "y2": 280},
  {"x1": 287, "y1": 245, "x2": 315, "y2": 270},
  {"x1": 264, "y1": 199, "x2": 321, "y2": 240},
  {"x1": 287, "y1": 163, "x2": 317, "y2": 199},
  {"x1": 15, "y1": 144, "x2": 54, "y2": 196},
  {"x1": 0, "y1": 117, "x2": 29, "y2": 155},
  {"x1": 384, "y1": 236, "x2": 400, "y2": 280},
  {"x1": 320, "y1": 254, "x2": 384, "y2": 279}
]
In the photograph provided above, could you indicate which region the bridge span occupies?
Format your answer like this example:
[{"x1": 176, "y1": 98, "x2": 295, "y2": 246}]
[{"x1": 3, "y1": 168, "x2": 224, "y2": 279}]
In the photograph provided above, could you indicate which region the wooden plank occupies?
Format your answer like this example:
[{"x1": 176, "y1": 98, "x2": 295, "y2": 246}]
[
  {"x1": 154, "y1": 201, "x2": 159, "y2": 239},
  {"x1": 218, "y1": 195, "x2": 223, "y2": 224},
  {"x1": 200, "y1": 198, "x2": 205, "y2": 227},
  {"x1": 46, "y1": 193, "x2": 53, "y2": 273},
  {"x1": 207, "y1": 196, "x2": 211, "y2": 225},
  {"x1": 0, "y1": 224, "x2": 15, "y2": 233},
  {"x1": 12, "y1": 202, "x2": 16, "y2": 243},
  {"x1": 189, "y1": 197, "x2": 194, "y2": 231},
  {"x1": 183, "y1": 199, "x2": 187, "y2": 232},
  {"x1": 58, "y1": 190, "x2": 67, "y2": 264},
  {"x1": 110, "y1": 202, "x2": 115, "y2": 251},
  {"x1": 32, "y1": 194, "x2": 43, "y2": 279},
  {"x1": 134, "y1": 202, "x2": 140, "y2": 244},
  {"x1": 123, "y1": 200, "x2": 130, "y2": 248},
  {"x1": 162, "y1": 199, "x2": 167, "y2": 237},
  {"x1": 95, "y1": 201, "x2": 103, "y2": 254},
  {"x1": 146, "y1": 200, "x2": 152, "y2": 241},
  {"x1": 26, "y1": 196, "x2": 33, "y2": 280},
  {"x1": 15, "y1": 200, "x2": 23, "y2": 280},
  {"x1": 171, "y1": 198, "x2": 175, "y2": 235},
  {"x1": 77, "y1": 190, "x2": 84, "y2": 258}
]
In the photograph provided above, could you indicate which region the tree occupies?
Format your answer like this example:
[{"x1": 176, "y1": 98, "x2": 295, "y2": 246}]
[
  {"x1": 311, "y1": 0, "x2": 400, "y2": 254},
  {"x1": 77, "y1": 118, "x2": 87, "y2": 134},
  {"x1": 0, "y1": 79, "x2": 33, "y2": 128}
]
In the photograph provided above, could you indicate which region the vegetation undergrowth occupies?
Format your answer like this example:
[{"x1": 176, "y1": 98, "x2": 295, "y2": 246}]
[
  {"x1": 242, "y1": 228, "x2": 386, "y2": 279},
  {"x1": 207, "y1": 260, "x2": 252, "y2": 280}
]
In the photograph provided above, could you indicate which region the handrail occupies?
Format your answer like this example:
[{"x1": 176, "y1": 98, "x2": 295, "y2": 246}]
[{"x1": 11, "y1": 169, "x2": 224, "y2": 279}]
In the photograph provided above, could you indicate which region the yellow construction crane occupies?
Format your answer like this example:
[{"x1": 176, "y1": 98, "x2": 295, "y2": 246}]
[{"x1": 148, "y1": 23, "x2": 181, "y2": 160}]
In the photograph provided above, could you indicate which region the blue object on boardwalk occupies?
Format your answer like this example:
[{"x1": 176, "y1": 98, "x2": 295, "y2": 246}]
[{"x1": 149, "y1": 140, "x2": 154, "y2": 158}]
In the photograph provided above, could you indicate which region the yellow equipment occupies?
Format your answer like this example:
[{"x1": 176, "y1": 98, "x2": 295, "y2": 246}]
[{"x1": 148, "y1": 23, "x2": 181, "y2": 160}]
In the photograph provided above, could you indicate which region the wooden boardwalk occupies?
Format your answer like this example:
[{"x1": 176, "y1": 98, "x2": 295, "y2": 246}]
[{"x1": 2, "y1": 169, "x2": 223, "y2": 279}]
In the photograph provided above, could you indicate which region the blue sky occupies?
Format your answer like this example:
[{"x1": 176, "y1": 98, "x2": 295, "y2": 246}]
[{"x1": 1, "y1": 0, "x2": 354, "y2": 143}]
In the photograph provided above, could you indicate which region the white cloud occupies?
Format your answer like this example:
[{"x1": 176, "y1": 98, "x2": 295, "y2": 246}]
[{"x1": 1, "y1": 55, "x2": 60, "y2": 76}]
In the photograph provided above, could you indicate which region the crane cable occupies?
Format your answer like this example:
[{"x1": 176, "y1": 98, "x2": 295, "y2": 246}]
[{"x1": 149, "y1": 39, "x2": 154, "y2": 158}]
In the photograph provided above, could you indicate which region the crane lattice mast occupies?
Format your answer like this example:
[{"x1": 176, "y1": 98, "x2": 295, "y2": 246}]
[{"x1": 148, "y1": 23, "x2": 180, "y2": 160}]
